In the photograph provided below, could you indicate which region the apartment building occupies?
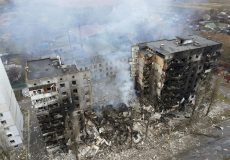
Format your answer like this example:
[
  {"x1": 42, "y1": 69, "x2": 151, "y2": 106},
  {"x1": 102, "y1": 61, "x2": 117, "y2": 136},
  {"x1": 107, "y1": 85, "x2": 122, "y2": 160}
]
[
  {"x1": 130, "y1": 35, "x2": 222, "y2": 110},
  {"x1": 0, "y1": 58, "x2": 23, "y2": 147},
  {"x1": 25, "y1": 56, "x2": 92, "y2": 151}
]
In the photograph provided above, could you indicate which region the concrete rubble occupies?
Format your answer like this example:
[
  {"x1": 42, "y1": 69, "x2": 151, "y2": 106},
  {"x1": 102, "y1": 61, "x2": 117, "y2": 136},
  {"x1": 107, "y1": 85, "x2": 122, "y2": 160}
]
[{"x1": 73, "y1": 102, "x2": 200, "y2": 159}]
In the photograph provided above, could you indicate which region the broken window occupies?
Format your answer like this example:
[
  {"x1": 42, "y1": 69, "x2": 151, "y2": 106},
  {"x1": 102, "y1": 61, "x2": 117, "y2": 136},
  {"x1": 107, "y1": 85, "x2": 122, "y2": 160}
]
[
  {"x1": 60, "y1": 83, "x2": 65, "y2": 88},
  {"x1": 1, "y1": 120, "x2": 6, "y2": 125},
  {"x1": 72, "y1": 75, "x2": 75, "y2": 78},
  {"x1": 72, "y1": 81, "x2": 76, "y2": 85},
  {"x1": 60, "y1": 78, "x2": 63, "y2": 81},
  {"x1": 7, "y1": 134, "x2": 12, "y2": 137},
  {"x1": 37, "y1": 90, "x2": 42, "y2": 94},
  {"x1": 63, "y1": 99, "x2": 68, "y2": 104},
  {"x1": 73, "y1": 89, "x2": 78, "y2": 93},
  {"x1": 62, "y1": 92, "x2": 67, "y2": 95},
  {"x1": 0, "y1": 113, "x2": 3, "y2": 117},
  {"x1": 74, "y1": 96, "x2": 79, "y2": 100},
  {"x1": 10, "y1": 140, "x2": 15, "y2": 143}
]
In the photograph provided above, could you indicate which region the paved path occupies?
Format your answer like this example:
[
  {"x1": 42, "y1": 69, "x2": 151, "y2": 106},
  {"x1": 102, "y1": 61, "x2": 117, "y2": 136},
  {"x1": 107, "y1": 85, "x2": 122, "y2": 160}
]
[{"x1": 176, "y1": 119, "x2": 230, "y2": 160}]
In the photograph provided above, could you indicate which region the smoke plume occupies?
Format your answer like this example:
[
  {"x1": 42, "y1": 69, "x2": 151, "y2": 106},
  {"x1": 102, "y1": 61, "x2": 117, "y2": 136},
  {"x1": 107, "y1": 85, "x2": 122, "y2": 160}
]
[{"x1": 0, "y1": 0, "x2": 206, "y2": 105}]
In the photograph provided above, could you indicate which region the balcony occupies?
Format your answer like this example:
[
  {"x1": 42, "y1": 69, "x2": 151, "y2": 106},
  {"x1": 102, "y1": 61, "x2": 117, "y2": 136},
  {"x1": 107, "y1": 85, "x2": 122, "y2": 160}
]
[{"x1": 31, "y1": 92, "x2": 58, "y2": 101}]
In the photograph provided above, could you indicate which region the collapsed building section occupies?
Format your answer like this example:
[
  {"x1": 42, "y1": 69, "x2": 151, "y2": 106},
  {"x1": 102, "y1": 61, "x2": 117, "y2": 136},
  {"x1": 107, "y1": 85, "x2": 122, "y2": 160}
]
[
  {"x1": 130, "y1": 35, "x2": 222, "y2": 111},
  {"x1": 25, "y1": 56, "x2": 92, "y2": 153}
]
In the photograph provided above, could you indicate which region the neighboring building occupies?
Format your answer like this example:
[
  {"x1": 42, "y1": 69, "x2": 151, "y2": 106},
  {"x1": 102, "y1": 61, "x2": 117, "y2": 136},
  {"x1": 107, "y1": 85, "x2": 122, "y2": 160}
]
[
  {"x1": 0, "y1": 58, "x2": 23, "y2": 147},
  {"x1": 75, "y1": 54, "x2": 129, "y2": 106},
  {"x1": 25, "y1": 56, "x2": 92, "y2": 151},
  {"x1": 74, "y1": 54, "x2": 119, "y2": 82},
  {"x1": 130, "y1": 35, "x2": 222, "y2": 110}
]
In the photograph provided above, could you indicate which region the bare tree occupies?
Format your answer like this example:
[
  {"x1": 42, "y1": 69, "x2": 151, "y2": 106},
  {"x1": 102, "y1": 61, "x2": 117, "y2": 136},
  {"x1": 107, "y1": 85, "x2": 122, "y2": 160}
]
[
  {"x1": 205, "y1": 77, "x2": 220, "y2": 116},
  {"x1": 190, "y1": 73, "x2": 213, "y2": 121}
]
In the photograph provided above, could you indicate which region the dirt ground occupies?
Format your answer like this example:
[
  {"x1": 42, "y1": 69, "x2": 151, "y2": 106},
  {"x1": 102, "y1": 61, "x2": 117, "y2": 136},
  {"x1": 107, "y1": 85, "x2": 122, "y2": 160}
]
[{"x1": 201, "y1": 32, "x2": 230, "y2": 70}]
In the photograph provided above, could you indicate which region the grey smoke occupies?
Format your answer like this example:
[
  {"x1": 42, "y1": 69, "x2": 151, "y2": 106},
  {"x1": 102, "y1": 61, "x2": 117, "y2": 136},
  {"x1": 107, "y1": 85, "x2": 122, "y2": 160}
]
[{"x1": 0, "y1": 0, "x2": 206, "y2": 105}]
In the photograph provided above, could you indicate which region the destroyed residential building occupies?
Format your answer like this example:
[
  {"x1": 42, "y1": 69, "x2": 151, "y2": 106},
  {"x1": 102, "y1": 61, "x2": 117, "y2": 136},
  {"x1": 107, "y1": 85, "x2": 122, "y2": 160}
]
[
  {"x1": 25, "y1": 56, "x2": 92, "y2": 152},
  {"x1": 130, "y1": 35, "x2": 222, "y2": 110}
]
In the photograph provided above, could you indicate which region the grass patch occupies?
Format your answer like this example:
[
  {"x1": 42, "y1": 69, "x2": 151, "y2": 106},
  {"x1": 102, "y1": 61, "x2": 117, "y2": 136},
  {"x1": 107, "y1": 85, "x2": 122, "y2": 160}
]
[{"x1": 217, "y1": 91, "x2": 230, "y2": 103}]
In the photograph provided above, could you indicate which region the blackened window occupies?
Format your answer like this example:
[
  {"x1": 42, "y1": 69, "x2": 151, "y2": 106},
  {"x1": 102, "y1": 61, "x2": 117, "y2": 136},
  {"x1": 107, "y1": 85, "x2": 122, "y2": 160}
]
[
  {"x1": 7, "y1": 134, "x2": 12, "y2": 137},
  {"x1": 10, "y1": 140, "x2": 15, "y2": 143},
  {"x1": 73, "y1": 89, "x2": 78, "y2": 93},
  {"x1": 1, "y1": 120, "x2": 6, "y2": 125},
  {"x1": 72, "y1": 81, "x2": 76, "y2": 85},
  {"x1": 60, "y1": 83, "x2": 65, "y2": 87},
  {"x1": 62, "y1": 92, "x2": 67, "y2": 95}
]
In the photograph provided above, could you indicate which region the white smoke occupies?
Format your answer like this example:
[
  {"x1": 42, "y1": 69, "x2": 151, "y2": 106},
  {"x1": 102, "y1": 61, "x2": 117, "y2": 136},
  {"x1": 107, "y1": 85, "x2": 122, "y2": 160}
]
[{"x1": 0, "y1": 0, "x2": 206, "y2": 105}]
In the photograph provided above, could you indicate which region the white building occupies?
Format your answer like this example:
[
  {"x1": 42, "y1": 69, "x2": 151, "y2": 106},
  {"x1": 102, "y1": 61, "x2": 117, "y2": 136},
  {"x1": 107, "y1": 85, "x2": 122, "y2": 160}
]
[{"x1": 0, "y1": 58, "x2": 23, "y2": 147}]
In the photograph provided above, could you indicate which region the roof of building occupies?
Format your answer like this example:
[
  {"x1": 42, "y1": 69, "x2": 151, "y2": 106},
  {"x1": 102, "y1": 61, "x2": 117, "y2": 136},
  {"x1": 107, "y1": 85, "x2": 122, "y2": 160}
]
[
  {"x1": 138, "y1": 35, "x2": 221, "y2": 56},
  {"x1": 26, "y1": 57, "x2": 78, "y2": 81}
]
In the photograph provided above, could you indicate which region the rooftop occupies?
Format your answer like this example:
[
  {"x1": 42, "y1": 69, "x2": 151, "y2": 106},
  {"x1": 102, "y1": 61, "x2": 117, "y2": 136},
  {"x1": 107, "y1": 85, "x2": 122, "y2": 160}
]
[
  {"x1": 26, "y1": 57, "x2": 78, "y2": 81},
  {"x1": 138, "y1": 35, "x2": 221, "y2": 56}
]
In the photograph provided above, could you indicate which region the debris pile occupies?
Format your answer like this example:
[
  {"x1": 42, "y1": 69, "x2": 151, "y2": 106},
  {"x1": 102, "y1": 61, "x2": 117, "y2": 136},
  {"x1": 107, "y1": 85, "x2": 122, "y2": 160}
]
[
  {"x1": 73, "y1": 102, "x2": 197, "y2": 159},
  {"x1": 77, "y1": 103, "x2": 138, "y2": 159}
]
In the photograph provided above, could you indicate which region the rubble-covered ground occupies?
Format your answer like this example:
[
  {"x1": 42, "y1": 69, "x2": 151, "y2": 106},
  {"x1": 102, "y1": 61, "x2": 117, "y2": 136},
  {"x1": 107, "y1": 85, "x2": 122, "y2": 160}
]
[
  {"x1": 11, "y1": 74, "x2": 230, "y2": 160},
  {"x1": 74, "y1": 75, "x2": 230, "y2": 160}
]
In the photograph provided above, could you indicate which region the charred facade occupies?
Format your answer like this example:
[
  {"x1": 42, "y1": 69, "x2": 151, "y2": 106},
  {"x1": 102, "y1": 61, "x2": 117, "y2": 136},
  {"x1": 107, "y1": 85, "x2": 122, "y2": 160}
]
[
  {"x1": 130, "y1": 35, "x2": 222, "y2": 111},
  {"x1": 25, "y1": 56, "x2": 92, "y2": 153}
]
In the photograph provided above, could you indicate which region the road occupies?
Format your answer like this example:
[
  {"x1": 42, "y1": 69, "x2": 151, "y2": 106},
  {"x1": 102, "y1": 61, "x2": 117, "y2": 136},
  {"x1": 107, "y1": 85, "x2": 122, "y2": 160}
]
[{"x1": 176, "y1": 119, "x2": 230, "y2": 160}]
